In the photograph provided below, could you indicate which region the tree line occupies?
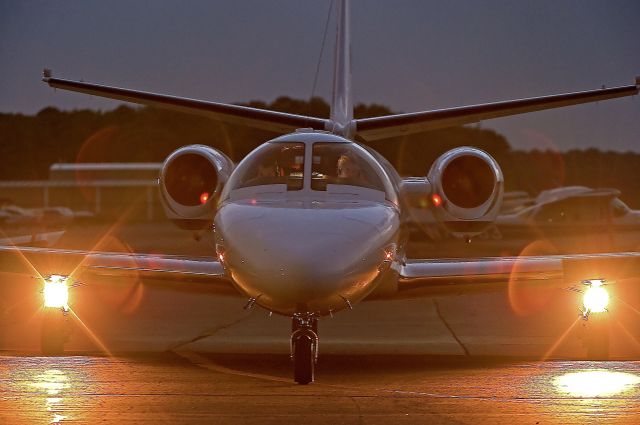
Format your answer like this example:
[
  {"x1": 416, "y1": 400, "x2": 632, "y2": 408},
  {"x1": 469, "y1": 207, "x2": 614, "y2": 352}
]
[{"x1": 1, "y1": 98, "x2": 638, "y2": 207}]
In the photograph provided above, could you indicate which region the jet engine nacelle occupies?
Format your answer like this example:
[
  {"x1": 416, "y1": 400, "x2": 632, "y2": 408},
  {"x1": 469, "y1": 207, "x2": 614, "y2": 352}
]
[
  {"x1": 159, "y1": 144, "x2": 233, "y2": 230},
  {"x1": 427, "y1": 147, "x2": 504, "y2": 238}
]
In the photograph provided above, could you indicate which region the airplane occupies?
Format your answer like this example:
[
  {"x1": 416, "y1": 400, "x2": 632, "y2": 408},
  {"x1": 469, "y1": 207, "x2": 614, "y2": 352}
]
[{"x1": 1, "y1": 0, "x2": 639, "y2": 384}]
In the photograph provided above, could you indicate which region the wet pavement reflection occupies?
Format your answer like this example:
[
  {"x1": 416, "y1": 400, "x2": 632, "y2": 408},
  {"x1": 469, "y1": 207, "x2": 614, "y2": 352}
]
[
  {"x1": 34, "y1": 369, "x2": 69, "y2": 424},
  {"x1": 1, "y1": 357, "x2": 93, "y2": 424},
  {"x1": 1, "y1": 354, "x2": 640, "y2": 424},
  {"x1": 554, "y1": 369, "x2": 640, "y2": 397}
]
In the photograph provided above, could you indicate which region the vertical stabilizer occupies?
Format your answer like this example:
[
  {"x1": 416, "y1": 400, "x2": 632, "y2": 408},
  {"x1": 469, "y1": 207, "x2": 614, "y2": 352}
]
[{"x1": 329, "y1": 0, "x2": 353, "y2": 136}]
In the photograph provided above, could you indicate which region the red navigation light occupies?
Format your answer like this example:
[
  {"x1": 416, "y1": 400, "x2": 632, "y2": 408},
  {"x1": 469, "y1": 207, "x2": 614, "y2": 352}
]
[
  {"x1": 431, "y1": 193, "x2": 443, "y2": 207},
  {"x1": 199, "y1": 192, "x2": 210, "y2": 204}
]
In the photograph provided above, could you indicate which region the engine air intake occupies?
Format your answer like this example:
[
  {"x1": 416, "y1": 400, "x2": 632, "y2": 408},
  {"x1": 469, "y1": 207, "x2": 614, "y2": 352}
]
[
  {"x1": 441, "y1": 155, "x2": 495, "y2": 209},
  {"x1": 165, "y1": 154, "x2": 219, "y2": 206},
  {"x1": 427, "y1": 147, "x2": 504, "y2": 237},
  {"x1": 159, "y1": 145, "x2": 234, "y2": 229}
]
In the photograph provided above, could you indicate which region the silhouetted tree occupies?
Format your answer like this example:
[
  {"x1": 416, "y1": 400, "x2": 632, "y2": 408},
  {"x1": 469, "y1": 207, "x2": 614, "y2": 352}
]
[{"x1": 0, "y1": 98, "x2": 638, "y2": 207}]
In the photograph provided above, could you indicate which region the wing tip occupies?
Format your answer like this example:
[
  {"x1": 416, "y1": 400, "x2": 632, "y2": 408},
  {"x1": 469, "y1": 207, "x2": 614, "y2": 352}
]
[{"x1": 42, "y1": 68, "x2": 52, "y2": 83}]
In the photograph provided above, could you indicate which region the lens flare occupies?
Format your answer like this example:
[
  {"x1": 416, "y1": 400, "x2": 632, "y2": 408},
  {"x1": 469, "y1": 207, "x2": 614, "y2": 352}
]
[
  {"x1": 75, "y1": 126, "x2": 120, "y2": 202},
  {"x1": 68, "y1": 308, "x2": 113, "y2": 357},
  {"x1": 508, "y1": 239, "x2": 558, "y2": 316},
  {"x1": 541, "y1": 316, "x2": 582, "y2": 361},
  {"x1": 200, "y1": 192, "x2": 210, "y2": 204},
  {"x1": 76, "y1": 235, "x2": 144, "y2": 315}
]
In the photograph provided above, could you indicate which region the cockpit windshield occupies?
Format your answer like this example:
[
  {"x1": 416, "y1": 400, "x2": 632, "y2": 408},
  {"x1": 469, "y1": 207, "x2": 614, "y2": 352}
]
[
  {"x1": 226, "y1": 142, "x2": 305, "y2": 191},
  {"x1": 311, "y1": 143, "x2": 386, "y2": 192},
  {"x1": 224, "y1": 139, "x2": 396, "y2": 204}
]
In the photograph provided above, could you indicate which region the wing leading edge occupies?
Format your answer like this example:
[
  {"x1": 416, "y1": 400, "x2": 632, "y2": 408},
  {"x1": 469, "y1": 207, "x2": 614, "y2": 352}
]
[
  {"x1": 367, "y1": 252, "x2": 640, "y2": 300},
  {"x1": 0, "y1": 245, "x2": 238, "y2": 296},
  {"x1": 2, "y1": 245, "x2": 639, "y2": 301}
]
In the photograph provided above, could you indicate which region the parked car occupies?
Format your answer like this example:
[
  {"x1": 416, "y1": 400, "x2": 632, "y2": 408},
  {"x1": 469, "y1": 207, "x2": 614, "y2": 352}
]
[
  {"x1": 0, "y1": 204, "x2": 40, "y2": 226},
  {"x1": 495, "y1": 186, "x2": 640, "y2": 254},
  {"x1": 407, "y1": 186, "x2": 640, "y2": 258}
]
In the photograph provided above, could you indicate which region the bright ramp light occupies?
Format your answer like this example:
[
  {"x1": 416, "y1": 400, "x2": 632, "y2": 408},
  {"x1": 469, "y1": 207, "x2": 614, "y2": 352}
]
[
  {"x1": 583, "y1": 280, "x2": 609, "y2": 313},
  {"x1": 43, "y1": 275, "x2": 69, "y2": 309}
]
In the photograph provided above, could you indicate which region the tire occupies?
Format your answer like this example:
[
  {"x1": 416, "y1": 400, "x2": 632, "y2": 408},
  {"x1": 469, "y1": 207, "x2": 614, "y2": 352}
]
[
  {"x1": 293, "y1": 335, "x2": 314, "y2": 385},
  {"x1": 41, "y1": 309, "x2": 66, "y2": 355}
]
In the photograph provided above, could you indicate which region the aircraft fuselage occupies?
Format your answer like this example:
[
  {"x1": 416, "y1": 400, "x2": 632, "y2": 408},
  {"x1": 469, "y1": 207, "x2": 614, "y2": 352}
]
[{"x1": 214, "y1": 131, "x2": 402, "y2": 316}]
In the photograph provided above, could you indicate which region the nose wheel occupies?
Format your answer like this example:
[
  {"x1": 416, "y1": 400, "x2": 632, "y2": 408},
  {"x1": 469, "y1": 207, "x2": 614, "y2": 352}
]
[{"x1": 291, "y1": 314, "x2": 318, "y2": 385}]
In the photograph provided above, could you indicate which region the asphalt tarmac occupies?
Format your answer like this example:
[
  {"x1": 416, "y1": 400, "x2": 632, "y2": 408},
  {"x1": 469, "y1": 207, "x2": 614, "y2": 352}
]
[
  {"x1": 2, "y1": 353, "x2": 640, "y2": 424},
  {"x1": 2, "y1": 221, "x2": 640, "y2": 423}
]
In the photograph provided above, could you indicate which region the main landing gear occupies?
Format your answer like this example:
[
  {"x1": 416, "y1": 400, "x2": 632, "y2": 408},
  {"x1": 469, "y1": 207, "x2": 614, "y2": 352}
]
[
  {"x1": 41, "y1": 307, "x2": 71, "y2": 355},
  {"x1": 582, "y1": 312, "x2": 610, "y2": 360},
  {"x1": 290, "y1": 314, "x2": 318, "y2": 385}
]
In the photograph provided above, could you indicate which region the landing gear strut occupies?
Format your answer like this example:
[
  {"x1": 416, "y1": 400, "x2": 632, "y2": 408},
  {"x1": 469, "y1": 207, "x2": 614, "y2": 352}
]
[
  {"x1": 583, "y1": 313, "x2": 610, "y2": 360},
  {"x1": 290, "y1": 314, "x2": 318, "y2": 385},
  {"x1": 41, "y1": 307, "x2": 70, "y2": 355}
]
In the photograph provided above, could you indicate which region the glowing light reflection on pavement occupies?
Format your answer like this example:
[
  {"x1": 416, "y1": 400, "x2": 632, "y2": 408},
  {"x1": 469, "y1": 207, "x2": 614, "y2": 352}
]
[
  {"x1": 32, "y1": 369, "x2": 70, "y2": 423},
  {"x1": 554, "y1": 369, "x2": 640, "y2": 398},
  {"x1": 2, "y1": 356, "x2": 640, "y2": 423}
]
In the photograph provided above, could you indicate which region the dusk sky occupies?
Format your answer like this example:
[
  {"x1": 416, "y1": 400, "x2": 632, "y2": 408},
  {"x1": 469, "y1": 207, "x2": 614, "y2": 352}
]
[{"x1": 1, "y1": 0, "x2": 639, "y2": 152}]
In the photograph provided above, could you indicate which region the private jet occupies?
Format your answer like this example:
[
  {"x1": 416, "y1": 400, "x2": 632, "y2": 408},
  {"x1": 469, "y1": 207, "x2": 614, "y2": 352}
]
[{"x1": 1, "y1": 0, "x2": 639, "y2": 384}]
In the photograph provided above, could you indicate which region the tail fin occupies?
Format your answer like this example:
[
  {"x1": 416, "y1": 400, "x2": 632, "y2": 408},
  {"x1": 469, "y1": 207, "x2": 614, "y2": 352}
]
[{"x1": 329, "y1": 0, "x2": 354, "y2": 136}]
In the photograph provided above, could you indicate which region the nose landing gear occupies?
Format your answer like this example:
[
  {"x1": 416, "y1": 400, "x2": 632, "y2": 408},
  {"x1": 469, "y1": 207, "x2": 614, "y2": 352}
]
[{"x1": 290, "y1": 313, "x2": 318, "y2": 385}]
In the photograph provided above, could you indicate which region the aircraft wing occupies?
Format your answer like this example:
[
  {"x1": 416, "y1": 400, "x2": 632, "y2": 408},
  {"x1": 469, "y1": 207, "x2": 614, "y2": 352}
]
[
  {"x1": 0, "y1": 245, "x2": 239, "y2": 296},
  {"x1": 43, "y1": 73, "x2": 328, "y2": 134},
  {"x1": 355, "y1": 79, "x2": 640, "y2": 141},
  {"x1": 3, "y1": 245, "x2": 639, "y2": 301},
  {"x1": 369, "y1": 252, "x2": 640, "y2": 300}
]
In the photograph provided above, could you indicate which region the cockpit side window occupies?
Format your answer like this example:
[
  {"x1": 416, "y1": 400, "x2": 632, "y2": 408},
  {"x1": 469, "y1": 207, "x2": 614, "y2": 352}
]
[
  {"x1": 311, "y1": 143, "x2": 385, "y2": 192},
  {"x1": 227, "y1": 142, "x2": 305, "y2": 191}
]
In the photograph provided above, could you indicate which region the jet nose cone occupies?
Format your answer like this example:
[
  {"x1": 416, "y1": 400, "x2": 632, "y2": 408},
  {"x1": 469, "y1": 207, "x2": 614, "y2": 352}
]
[{"x1": 216, "y1": 201, "x2": 399, "y2": 314}]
